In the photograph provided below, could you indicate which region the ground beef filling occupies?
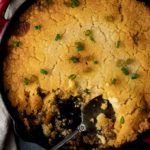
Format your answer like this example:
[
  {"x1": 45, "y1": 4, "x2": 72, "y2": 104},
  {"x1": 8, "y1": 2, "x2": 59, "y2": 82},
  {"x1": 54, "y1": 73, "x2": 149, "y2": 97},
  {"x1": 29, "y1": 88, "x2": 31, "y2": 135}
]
[{"x1": 19, "y1": 86, "x2": 115, "y2": 148}]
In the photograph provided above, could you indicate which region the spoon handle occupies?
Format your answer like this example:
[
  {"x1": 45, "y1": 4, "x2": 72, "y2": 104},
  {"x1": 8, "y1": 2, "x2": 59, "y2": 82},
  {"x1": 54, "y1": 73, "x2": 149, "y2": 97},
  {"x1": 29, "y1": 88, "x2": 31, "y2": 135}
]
[{"x1": 50, "y1": 129, "x2": 79, "y2": 150}]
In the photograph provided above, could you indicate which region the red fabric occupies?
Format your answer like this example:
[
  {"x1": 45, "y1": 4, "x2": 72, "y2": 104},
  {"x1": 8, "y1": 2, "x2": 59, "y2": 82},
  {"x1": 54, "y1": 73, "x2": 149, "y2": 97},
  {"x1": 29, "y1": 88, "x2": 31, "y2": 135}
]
[
  {"x1": 0, "y1": 0, "x2": 10, "y2": 33},
  {"x1": 0, "y1": 0, "x2": 10, "y2": 15}
]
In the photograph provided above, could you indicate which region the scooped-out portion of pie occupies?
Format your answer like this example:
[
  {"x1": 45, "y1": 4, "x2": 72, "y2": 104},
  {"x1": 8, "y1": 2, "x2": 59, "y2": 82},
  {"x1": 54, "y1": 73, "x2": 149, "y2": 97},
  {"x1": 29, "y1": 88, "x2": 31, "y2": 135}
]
[{"x1": 3, "y1": 0, "x2": 150, "y2": 148}]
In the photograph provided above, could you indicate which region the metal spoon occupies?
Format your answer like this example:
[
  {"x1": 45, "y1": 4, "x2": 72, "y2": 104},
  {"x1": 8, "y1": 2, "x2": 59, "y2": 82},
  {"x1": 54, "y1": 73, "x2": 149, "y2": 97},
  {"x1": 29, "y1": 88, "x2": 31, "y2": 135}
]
[{"x1": 50, "y1": 96, "x2": 106, "y2": 150}]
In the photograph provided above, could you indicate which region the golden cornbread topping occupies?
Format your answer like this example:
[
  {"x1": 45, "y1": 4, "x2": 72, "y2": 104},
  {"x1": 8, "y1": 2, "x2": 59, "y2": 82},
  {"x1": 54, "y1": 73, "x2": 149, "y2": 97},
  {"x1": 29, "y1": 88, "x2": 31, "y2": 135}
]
[{"x1": 3, "y1": 0, "x2": 150, "y2": 148}]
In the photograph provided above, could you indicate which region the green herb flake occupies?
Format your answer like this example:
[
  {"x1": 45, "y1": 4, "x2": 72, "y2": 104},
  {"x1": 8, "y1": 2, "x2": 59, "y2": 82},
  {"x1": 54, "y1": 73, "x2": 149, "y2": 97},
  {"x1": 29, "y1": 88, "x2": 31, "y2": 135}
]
[
  {"x1": 34, "y1": 25, "x2": 41, "y2": 30},
  {"x1": 115, "y1": 40, "x2": 121, "y2": 48},
  {"x1": 75, "y1": 42, "x2": 84, "y2": 52},
  {"x1": 64, "y1": 0, "x2": 80, "y2": 8},
  {"x1": 84, "y1": 30, "x2": 96, "y2": 42},
  {"x1": 111, "y1": 78, "x2": 117, "y2": 85},
  {"x1": 121, "y1": 67, "x2": 129, "y2": 76},
  {"x1": 69, "y1": 56, "x2": 79, "y2": 63},
  {"x1": 55, "y1": 34, "x2": 62, "y2": 41},
  {"x1": 12, "y1": 41, "x2": 20, "y2": 48},
  {"x1": 131, "y1": 73, "x2": 139, "y2": 80},
  {"x1": 40, "y1": 69, "x2": 48, "y2": 75},
  {"x1": 23, "y1": 79, "x2": 29, "y2": 85},
  {"x1": 120, "y1": 116, "x2": 125, "y2": 124},
  {"x1": 71, "y1": 0, "x2": 80, "y2": 8},
  {"x1": 84, "y1": 88, "x2": 91, "y2": 94},
  {"x1": 93, "y1": 60, "x2": 99, "y2": 64},
  {"x1": 68, "y1": 74, "x2": 77, "y2": 80}
]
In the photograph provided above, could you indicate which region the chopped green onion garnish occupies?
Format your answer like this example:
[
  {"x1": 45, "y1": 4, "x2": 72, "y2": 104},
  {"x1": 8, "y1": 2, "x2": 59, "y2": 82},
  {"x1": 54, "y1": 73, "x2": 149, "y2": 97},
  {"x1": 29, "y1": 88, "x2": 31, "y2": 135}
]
[
  {"x1": 75, "y1": 42, "x2": 84, "y2": 52},
  {"x1": 131, "y1": 73, "x2": 139, "y2": 80},
  {"x1": 93, "y1": 60, "x2": 99, "y2": 64},
  {"x1": 64, "y1": 0, "x2": 80, "y2": 8},
  {"x1": 12, "y1": 41, "x2": 20, "y2": 48},
  {"x1": 34, "y1": 25, "x2": 41, "y2": 30},
  {"x1": 84, "y1": 30, "x2": 96, "y2": 42},
  {"x1": 121, "y1": 67, "x2": 129, "y2": 75},
  {"x1": 115, "y1": 40, "x2": 121, "y2": 48},
  {"x1": 111, "y1": 78, "x2": 117, "y2": 85},
  {"x1": 71, "y1": 0, "x2": 80, "y2": 8},
  {"x1": 120, "y1": 116, "x2": 125, "y2": 124},
  {"x1": 68, "y1": 74, "x2": 77, "y2": 80},
  {"x1": 69, "y1": 56, "x2": 79, "y2": 63},
  {"x1": 23, "y1": 79, "x2": 29, "y2": 85},
  {"x1": 55, "y1": 34, "x2": 62, "y2": 41},
  {"x1": 40, "y1": 69, "x2": 48, "y2": 75},
  {"x1": 84, "y1": 88, "x2": 91, "y2": 94}
]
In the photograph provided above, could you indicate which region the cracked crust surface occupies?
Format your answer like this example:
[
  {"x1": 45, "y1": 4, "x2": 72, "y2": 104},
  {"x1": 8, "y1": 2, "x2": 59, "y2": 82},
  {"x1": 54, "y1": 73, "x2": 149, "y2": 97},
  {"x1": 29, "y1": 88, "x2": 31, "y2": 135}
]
[{"x1": 3, "y1": 0, "x2": 150, "y2": 148}]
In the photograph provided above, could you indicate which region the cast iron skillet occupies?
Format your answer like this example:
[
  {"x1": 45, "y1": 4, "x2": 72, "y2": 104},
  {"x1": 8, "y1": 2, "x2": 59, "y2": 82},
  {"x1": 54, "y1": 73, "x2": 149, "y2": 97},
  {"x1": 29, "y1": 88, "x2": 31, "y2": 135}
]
[{"x1": 0, "y1": 0, "x2": 150, "y2": 149}]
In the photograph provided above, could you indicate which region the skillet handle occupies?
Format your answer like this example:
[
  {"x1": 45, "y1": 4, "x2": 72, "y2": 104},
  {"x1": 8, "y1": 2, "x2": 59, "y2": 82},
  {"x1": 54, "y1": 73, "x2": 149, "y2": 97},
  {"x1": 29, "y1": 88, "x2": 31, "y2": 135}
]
[
  {"x1": 0, "y1": 0, "x2": 10, "y2": 41},
  {"x1": 50, "y1": 124, "x2": 86, "y2": 150}
]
